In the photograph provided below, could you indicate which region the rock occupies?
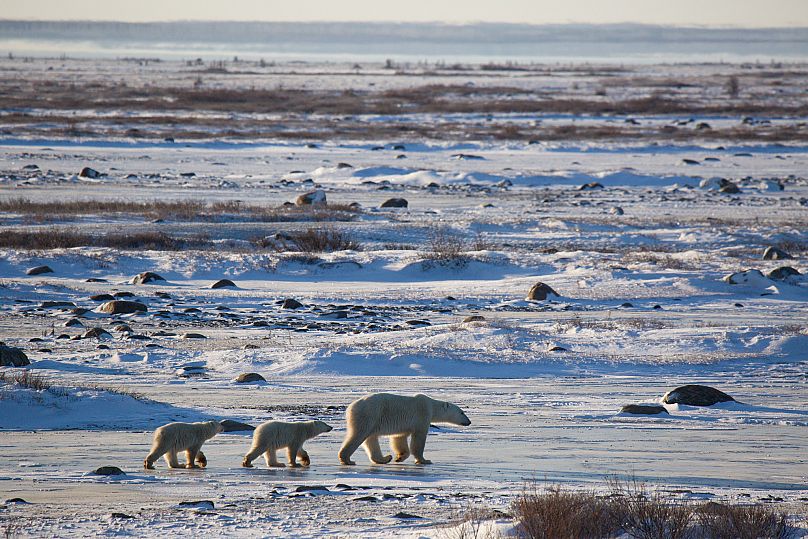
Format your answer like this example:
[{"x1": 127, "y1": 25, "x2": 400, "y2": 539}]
[
  {"x1": 295, "y1": 485, "x2": 330, "y2": 492},
  {"x1": 620, "y1": 404, "x2": 669, "y2": 415},
  {"x1": 391, "y1": 144, "x2": 406, "y2": 151},
  {"x1": 178, "y1": 501, "x2": 215, "y2": 509},
  {"x1": 393, "y1": 512, "x2": 423, "y2": 519},
  {"x1": 577, "y1": 182, "x2": 603, "y2": 190},
  {"x1": 155, "y1": 292, "x2": 172, "y2": 299},
  {"x1": 380, "y1": 197, "x2": 408, "y2": 208},
  {"x1": 547, "y1": 345, "x2": 568, "y2": 352},
  {"x1": 181, "y1": 333, "x2": 207, "y2": 339},
  {"x1": 462, "y1": 315, "x2": 486, "y2": 323},
  {"x1": 97, "y1": 300, "x2": 147, "y2": 314},
  {"x1": 79, "y1": 167, "x2": 101, "y2": 179},
  {"x1": 90, "y1": 294, "x2": 115, "y2": 301},
  {"x1": 26, "y1": 265, "x2": 53, "y2": 276},
  {"x1": 609, "y1": 206, "x2": 624, "y2": 215},
  {"x1": 113, "y1": 291, "x2": 135, "y2": 298},
  {"x1": 64, "y1": 318, "x2": 84, "y2": 327},
  {"x1": 210, "y1": 279, "x2": 236, "y2": 289},
  {"x1": 763, "y1": 246, "x2": 792, "y2": 260},
  {"x1": 282, "y1": 298, "x2": 304, "y2": 310},
  {"x1": 40, "y1": 301, "x2": 76, "y2": 309},
  {"x1": 131, "y1": 271, "x2": 165, "y2": 285},
  {"x1": 92, "y1": 466, "x2": 125, "y2": 476},
  {"x1": 71, "y1": 307, "x2": 90, "y2": 316},
  {"x1": 82, "y1": 327, "x2": 112, "y2": 339},
  {"x1": 767, "y1": 266, "x2": 801, "y2": 281},
  {"x1": 5, "y1": 498, "x2": 30, "y2": 504},
  {"x1": 235, "y1": 372, "x2": 265, "y2": 383},
  {"x1": 110, "y1": 513, "x2": 134, "y2": 519},
  {"x1": 682, "y1": 158, "x2": 700, "y2": 165},
  {"x1": 719, "y1": 181, "x2": 740, "y2": 194},
  {"x1": 295, "y1": 189, "x2": 327, "y2": 206},
  {"x1": 450, "y1": 153, "x2": 484, "y2": 160},
  {"x1": 759, "y1": 179, "x2": 784, "y2": 191},
  {"x1": 722, "y1": 269, "x2": 774, "y2": 287},
  {"x1": 700, "y1": 177, "x2": 738, "y2": 193},
  {"x1": 0, "y1": 345, "x2": 30, "y2": 367},
  {"x1": 662, "y1": 385, "x2": 735, "y2": 406},
  {"x1": 219, "y1": 420, "x2": 256, "y2": 432},
  {"x1": 526, "y1": 282, "x2": 559, "y2": 301},
  {"x1": 86, "y1": 278, "x2": 108, "y2": 283},
  {"x1": 336, "y1": 162, "x2": 353, "y2": 169}
]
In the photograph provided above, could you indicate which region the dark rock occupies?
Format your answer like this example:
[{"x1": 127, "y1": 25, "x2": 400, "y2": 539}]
[
  {"x1": 82, "y1": 327, "x2": 112, "y2": 339},
  {"x1": 90, "y1": 294, "x2": 115, "y2": 301},
  {"x1": 450, "y1": 153, "x2": 484, "y2": 160},
  {"x1": 682, "y1": 158, "x2": 700, "y2": 165},
  {"x1": 620, "y1": 404, "x2": 669, "y2": 415},
  {"x1": 577, "y1": 182, "x2": 603, "y2": 190},
  {"x1": 155, "y1": 292, "x2": 172, "y2": 299},
  {"x1": 763, "y1": 246, "x2": 793, "y2": 260},
  {"x1": 220, "y1": 419, "x2": 256, "y2": 432},
  {"x1": 64, "y1": 318, "x2": 84, "y2": 327},
  {"x1": 5, "y1": 498, "x2": 30, "y2": 504},
  {"x1": 71, "y1": 307, "x2": 90, "y2": 316},
  {"x1": 235, "y1": 372, "x2": 265, "y2": 383},
  {"x1": 40, "y1": 301, "x2": 76, "y2": 309},
  {"x1": 131, "y1": 271, "x2": 165, "y2": 285},
  {"x1": 405, "y1": 320, "x2": 431, "y2": 326},
  {"x1": 393, "y1": 512, "x2": 423, "y2": 519},
  {"x1": 79, "y1": 167, "x2": 101, "y2": 179},
  {"x1": 97, "y1": 300, "x2": 148, "y2": 314},
  {"x1": 620, "y1": 302, "x2": 634, "y2": 308},
  {"x1": 178, "y1": 501, "x2": 215, "y2": 509},
  {"x1": 719, "y1": 181, "x2": 740, "y2": 194},
  {"x1": 295, "y1": 485, "x2": 330, "y2": 492},
  {"x1": 547, "y1": 345, "x2": 568, "y2": 352},
  {"x1": 181, "y1": 333, "x2": 207, "y2": 339},
  {"x1": 392, "y1": 144, "x2": 406, "y2": 151},
  {"x1": 113, "y1": 291, "x2": 135, "y2": 298},
  {"x1": 526, "y1": 282, "x2": 560, "y2": 301},
  {"x1": 722, "y1": 269, "x2": 766, "y2": 285},
  {"x1": 767, "y1": 266, "x2": 801, "y2": 281},
  {"x1": 92, "y1": 466, "x2": 125, "y2": 476},
  {"x1": 86, "y1": 278, "x2": 108, "y2": 283},
  {"x1": 210, "y1": 279, "x2": 236, "y2": 289},
  {"x1": 380, "y1": 197, "x2": 408, "y2": 208},
  {"x1": 295, "y1": 189, "x2": 326, "y2": 206},
  {"x1": 336, "y1": 162, "x2": 353, "y2": 169},
  {"x1": 609, "y1": 206, "x2": 624, "y2": 215},
  {"x1": 0, "y1": 345, "x2": 30, "y2": 367},
  {"x1": 662, "y1": 385, "x2": 735, "y2": 407},
  {"x1": 111, "y1": 513, "x2": 134, "y2": 519},
  {"x1": 282, "y1": 298, "x2": 304, "y2": 310},
  {"x1": 26, "y1": 265, "x2": 53, "y2": 276},
  {"x1": 463, "y1": 315, "x2": 486, "y2": 323}
]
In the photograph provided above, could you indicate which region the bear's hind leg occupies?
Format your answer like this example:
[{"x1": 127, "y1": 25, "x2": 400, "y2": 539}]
[
  {"x1": 144, "y1": 445, "x2": 165, "y2": 470},
  {"x1": 297, "y1": 448, "x2": 311, "y2": 466},
  {"x1": 410, "y1": 430, "x2": 432, "y2": 465},
  {"x1": 363, "y1": 436, "x2": 393, "y2": 464},
  {"x1": 265, "y1": 449, "x2": 285, "y2": 467},
  {"x1": 339, "y1": 430, "x2": 369, "y2": 465},
  {"x1": 390, "y1": 434, "x2": 410, "y2": 462}
]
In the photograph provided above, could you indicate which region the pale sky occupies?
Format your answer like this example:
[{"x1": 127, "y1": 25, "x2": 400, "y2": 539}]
[{"x1": 3, "y1": 0, "x2": 808, "y2": 27}]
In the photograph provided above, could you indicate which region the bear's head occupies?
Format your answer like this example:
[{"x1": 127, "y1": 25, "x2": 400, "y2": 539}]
[
  {"x1": 435, "y1": 401, "x2": 471, "y2": 426},
  {"x1": 312, "y1": 420, "x2": 334, "y2": 434},
  {"x1": 208, "y1": 420, "x2": 225, "y2": 435}
]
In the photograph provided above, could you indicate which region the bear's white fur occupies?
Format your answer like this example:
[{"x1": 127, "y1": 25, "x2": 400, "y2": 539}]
[
  {"x1": 144, "y1": 420, "x2": 223, "y2": 470},
  {"x1": 339, "y1": 393, "x2": 470, "y2": 465},
  {"x1": 242, "y1": 420, "x2": 333, "y2": 468}
]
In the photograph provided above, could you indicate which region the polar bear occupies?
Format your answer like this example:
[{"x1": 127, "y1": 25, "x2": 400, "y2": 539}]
[
  {"x1": 339, "y1": 393, "x2": 470, "y2": 465},
  {"x1": 242, "y1": 420, "x2": 333, "y2": 468},
  {"x1": 143, "y1": 420, "x2": 223, "y2": 470}
]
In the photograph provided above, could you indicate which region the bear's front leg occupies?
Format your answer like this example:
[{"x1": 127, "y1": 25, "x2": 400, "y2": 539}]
[
  {"x1": 185, "y1": 446, "x2": 201, "y2": 469},
  {"x1": 287, "y1": 446, "x2": 302, "y2": 468},
  {"x1": 297, "y1": 448, "x2": 311, "y2": 467},
  {"x1": 390, "y1": 435, "x2": 410, "y2": 462},
  {"x1": 195, "y1": 451, "x2": 208, "y2": 468},
  {"x1": 363, "y1": 436, "x2": 393, "y2": 464},
  {"x1": 410, "y1": 431, "x2": 432, "y2": 465}
]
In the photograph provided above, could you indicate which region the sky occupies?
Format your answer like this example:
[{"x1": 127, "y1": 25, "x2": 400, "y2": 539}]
[{"x1": 3, "y1": 0, "x2": 808, "y2": 27}]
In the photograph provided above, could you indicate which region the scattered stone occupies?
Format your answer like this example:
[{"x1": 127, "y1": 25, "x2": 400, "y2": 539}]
[
  {"x1": 380, "y1": 197, "x2": 408, "y2": 208},
  {"x1": 40, "y1": 301, "x2": 75, "y2": 309},
  {"x1": 178, "y1": 501, "x2": 215, "y2": 509},
  {"x1": 219, "y1": 420, "x2": 256, "y2": 432},
  {"x1": 336, "y1": 162, "x2": 353, "y2": 169},
  {"x1": 547, "y1": 345, "x2": 568, "y2": 352},
  {"x1": 763, "y1": 246, "x2": 793, "y2": 260},
  {"x1": 719, "y1": 182, "x2": 740, "y2": 194},
  {"x1": 181, "y1": 333, "x2": 207, "y2": 339},
  {"x1": 722, "y1": 269, "x2": 769, "y2": 286},
  {"x1": 295, "y1": 189, "x2": 327, "y2": 206},
  {"x1": 64, "y1": 318, "x2": 84, "y2": 327},
  {"x1": 734, "y1": 303, "x2": 744, "y2": 308},
  {"x1": 0, "y1": 345, "x2": 30, "y2": 367},
  {"x1": 391, "y1": 144, "x2": 406, "y2": 151},
  {"x1": 5, "y1": 498, "x2": 30, "y2": 504},
  {"x1": 405, "y1": 320, "x2": 431, "y2": 326},
  {"x1": 318, "y1": 261, "x2": 363, "y2": 270},
  {"x1": 86, "y1": 278, "x2": 108, "y2": 283},
  {"x1": 295, "y1": 485, "x2": 330, "y2": 492},
  {"x1": 662, "y1": 385, "x2": 735, "y2": 406},
  {"x1": 355, "y1": 495, "x2": 380, "y2": 502},
  {"x1": 90, "y1": 294, "x2": 115, "y2": 301},
  {"x1": 577, "y1": 182, "x2": 603, "y2": 190},
  {"x1": 113, "y1": 291, "x2": 135, "y2": 298},
  {"x1": 682, "y1": 158, "x2": 700, "y2": 165},
  {"x1": 79, "y1": 167, "x2": 101, "y2": 179},
  {"x1": 235, "y1": 372, "x2": 266, "y2": 383},
  {"x1": 111, "y1": 513, "x2": 134, "y2": 519},
  {"x1": 393, "y1": 512, "x2": 423, "y2": 519},
  {"x1": 767, "y1": 266, "x2": 801, "y2": 281},
  {"x1": 620, "y1": 302, "x2": 634, "y2": 308},
  {"x1": 526, "y1": 282, "x2": 560, "y2": 301},
  {"x1": 71, "y1": 307, "x2": 90, "y2": 316},
  {"x1": 155, "y1": 292, "x2": 172, "y2": 299},
  {"x1": 462, "y1": 315, "x2": 486, "y2": 323},
  {"x1": 97, "y1": 300, "x2": 148, "y2": 314},
  {"x1": 26, "y1": 265, "x2": 53, "y2": 276},
  {"x1": 282, "y1": 298, "x2": 304, "y2": 310},
  {"x1": 210, "y1": 279, "x2": 236, "y2": 289},
  {"x1": 82, "y1": 327, "x2": 112, "y2": 340},
  {"x1": 609, "y1": 206, "x2": 624, "y2": 215},
  {"x1": 92, "y1": 466, "x2": 125, "y2": 476},
  {"x1": 620, "y1": 404, "x2": 669, "y2": 415},
  {"x1": 131, "y1": 271, "x2": 165, "y2": 285},
  {"x1": 450, "y1": 153, "x2": 484, "y2": 160}
]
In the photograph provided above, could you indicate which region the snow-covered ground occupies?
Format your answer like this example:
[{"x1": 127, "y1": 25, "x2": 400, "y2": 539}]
[{"x1": 1, "y1": 59, "x2": 807, "y2": 537}]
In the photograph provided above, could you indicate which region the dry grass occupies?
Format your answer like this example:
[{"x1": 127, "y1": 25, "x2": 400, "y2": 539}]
[
  {"x1": 0, "y1": 229, "x2": 208, "y2": 250},
  {"x1": 513, "y1": 484, "x2": 623, "y2": 538},
  {"x1": 256, "y1": 227, "x2": 360, "y2": 253},
  {"x1": 0, "y1": 370, "x2": 52, "y2": 391},
  {"x1": 696, "y1": 502, "x2": 792, "y2": 539}
]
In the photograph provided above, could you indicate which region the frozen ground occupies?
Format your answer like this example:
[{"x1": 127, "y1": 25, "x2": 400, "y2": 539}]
[{"x1": 1, "y1": 59, "x2": 807, "y2": 537}]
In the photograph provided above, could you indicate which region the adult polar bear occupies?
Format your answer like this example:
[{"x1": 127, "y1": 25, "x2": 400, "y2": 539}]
[
  {"x1": 339, "y1": 393, "x2": 471, "y2": 465},
  {"x1": 144, "y1": 420, "x2": 223, "y2": 470}
]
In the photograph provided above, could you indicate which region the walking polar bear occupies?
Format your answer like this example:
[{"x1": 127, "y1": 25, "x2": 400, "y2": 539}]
[
  {"x1": 242, "y1": 420, "x2": 333, "y2": 468},
  {"x1": 339, "y1": 393, "x2": 471, "y2": 465},
  {"x1": 144, "y1": 420, "x2": 223, "y2": 470}
]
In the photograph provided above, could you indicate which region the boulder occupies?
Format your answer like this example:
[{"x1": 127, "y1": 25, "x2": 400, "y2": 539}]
[
  {"x1": 219, "y1": 419, "x2": 256, "y2": 432},
  {"x1": 767, "y1": 266, "x2": 801, "y2": 281},
  {"x1": 620, "y1": 404, "x2": 669, "y2": 415},
  {"x1": 90, "y1": 294, "x2": 115, "y2": 301},
  {"x1": 235, "y1": 372, "x2": 265, "y2": 383},
  {"x1": 281, "y1": 298, "x2": 304, "y2": 310},
  {"x1": 79, "y1": 167, "x2": 101, "y2": 179},
  {"x1": 97, "y1": 300, "x2": 148, "y2": 314},
  {"x1": 462, "y1": 315, "x2": 486, "y2": 323},
  {"x1": 0, "y1": 345, "x2": 30, "y2": 367},
  {"x1": 92, "y1": 466, "x2": 125, "y2": 476},
  {"x1": 26, "y1": 265, "x2": 53, "y2": 276},
  {"x1": 131, "y1": 271, "x2": 165, "y2": 285},
  {"x1": 380, "y1": 197, "x2": 408, "y2": 208},
  {"x1": 40, "y1": 301, "x2": 76, "y2": 309},
  {"x1": 577, "y1": 182, "x2": 603, "y2": 190},
  {"x1": 64, "y1": 318, "x2": 84, "y2": 327},
  {"x1": 210, "y1": 279, "x2": 236, "y2": 289},
  {"x1": 181, "y1": 333, "x2": 207, "y2": 339},
  {"x1": 719, "y1": 181, "x2": 740, "y2": 194},
  {"x1": 82, "y1": 327, "x2": 112, "y2": 339},
  {"x1": 609, "y1": 206, "x2": 624, "y2": 216},
  {"x1": 295, "y1": 189, "x2": 327, "y2": 206},
  {"x1": 662, "y1": 385, "x2": 735, "y2": 406},
  {"x1": 763, "y1": 246, "x2": 792, "y2": 260},
  {"x1": 113, "y1": 291, "x2": 136, "y2": 298},
  {"x1": 722, "y1": 269, "x2": 769, "y2": 286},
  {"x1": 526, "y1": 282, "x2": 560, "y2": 301}
]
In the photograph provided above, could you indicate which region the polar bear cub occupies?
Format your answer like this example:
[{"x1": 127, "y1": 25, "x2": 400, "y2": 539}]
[
  {"x1": 242, "y1": 420, "x2": 333, "y2": 468},
  {"x1": 339, "y1": 393, "x2": 470, "y2": 465},
  {"x1": 144, "y1": 420, "x2": 223, "y2": 470}
]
